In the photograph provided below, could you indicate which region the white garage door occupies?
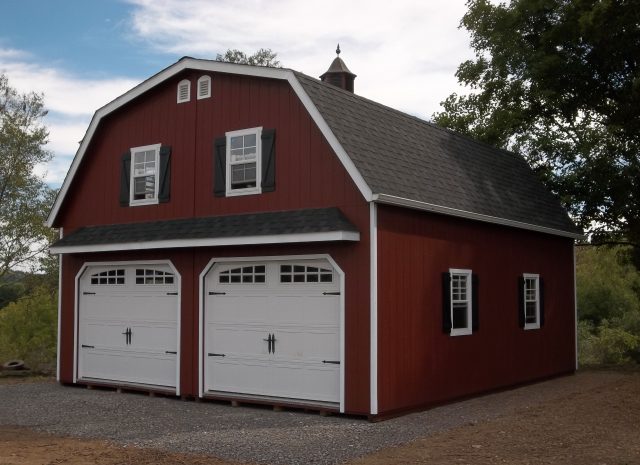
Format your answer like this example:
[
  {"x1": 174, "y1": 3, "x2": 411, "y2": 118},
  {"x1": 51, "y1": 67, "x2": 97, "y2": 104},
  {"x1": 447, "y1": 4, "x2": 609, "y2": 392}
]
[
  {"x1": 203, "y1": 259, "x2": 341, "y2": 405},
  {"x1": 77, "y1": 263, "x2": 180, "y2": 390}
]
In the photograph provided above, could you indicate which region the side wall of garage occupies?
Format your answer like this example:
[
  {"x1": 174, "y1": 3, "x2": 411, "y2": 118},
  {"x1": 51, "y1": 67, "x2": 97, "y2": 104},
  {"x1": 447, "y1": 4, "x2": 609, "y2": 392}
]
[
  {"x1": 375, "y1": 205, "x2": 576, "y2": 415},
  {"x1": 59, "y1": 232, "x2": 371, "y2": 414}
]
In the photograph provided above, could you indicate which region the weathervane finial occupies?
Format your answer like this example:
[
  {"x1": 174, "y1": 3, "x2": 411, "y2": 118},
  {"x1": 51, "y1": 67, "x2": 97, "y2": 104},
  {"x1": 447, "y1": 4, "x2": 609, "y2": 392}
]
[{"x1": 336, "y1": 44, "x2": 341, "y2": 56}]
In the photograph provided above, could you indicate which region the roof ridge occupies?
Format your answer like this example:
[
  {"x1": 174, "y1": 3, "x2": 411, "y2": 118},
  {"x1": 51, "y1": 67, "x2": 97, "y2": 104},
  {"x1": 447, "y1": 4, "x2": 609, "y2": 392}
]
[{"x1": 293, "y1": 71, "x2": 525, "y2": 165}]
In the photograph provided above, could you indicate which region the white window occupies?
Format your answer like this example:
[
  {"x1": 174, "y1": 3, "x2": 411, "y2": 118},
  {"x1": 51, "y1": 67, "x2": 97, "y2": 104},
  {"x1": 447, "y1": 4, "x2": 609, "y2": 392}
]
[
  {"x1": 90, "y1": 269, "x2": 125, "y2": 285},
  {"x1": 177, "y1": 79, "x2": 190, "y2": 103},
  {"x1": 219, "y1": 265, "x2": 266, "y2": 284},
  {"x1": 197, "y1": 75, "x2": 211, "y2": 99},
  {"x1": 135, "y1": 269, "x2": 174, "y2": 285},
  {"x1": 130, "y1": 144, "x2": 161, "y2": 206},
  {"x1": 450, "y1": 269, "x2": 472, "y2": 336},
  {"x1": 523, "y1": 273, "x2": 540, "y2": 329},
  {"x1": 280, "y1": 264, "x2": 333, "y2": 283},
  {"x1": 226, "y1": 127, "x2": 262, "y2": 196}
]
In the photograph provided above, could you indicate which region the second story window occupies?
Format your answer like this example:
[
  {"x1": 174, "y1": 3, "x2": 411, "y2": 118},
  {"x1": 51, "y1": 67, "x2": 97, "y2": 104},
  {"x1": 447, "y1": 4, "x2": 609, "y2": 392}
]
[
  {"x1": 119, "y1": 144, "x2": 172, "y2": 207},
  {"x1": 213, "y1": 127, "x2": 276, "y2": 198},
  {"x1": 131, "y1": 144, "x2": 160, "y2": 205}
]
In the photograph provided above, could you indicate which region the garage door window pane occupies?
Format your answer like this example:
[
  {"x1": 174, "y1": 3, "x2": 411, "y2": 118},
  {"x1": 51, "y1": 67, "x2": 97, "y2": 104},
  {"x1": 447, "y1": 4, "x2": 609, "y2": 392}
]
[
  {"x1": 135, "y1": 269, "x2": 175, "y2": 285},
  {"x1": 218, "y1": 266, "x2": 266, "y2": 284},
  {"x1": 280, "y1": 265, "x2": 333, "y2": 284},
  {"x1": 90, "y1": 269, "x2": 125, "y2": 285}
]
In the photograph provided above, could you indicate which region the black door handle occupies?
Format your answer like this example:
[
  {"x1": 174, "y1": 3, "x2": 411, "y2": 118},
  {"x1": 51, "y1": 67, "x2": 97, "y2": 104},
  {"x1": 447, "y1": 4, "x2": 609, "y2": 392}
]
[
  {"x1": 263, "y1": 334, "x2": 272, "y2": 354},
  {"x1": 122, "y1": 327, "x2": 132, "y2": 345},
  {"x1": 271, "y1": 333, "x2": 277, "y2": 354}
]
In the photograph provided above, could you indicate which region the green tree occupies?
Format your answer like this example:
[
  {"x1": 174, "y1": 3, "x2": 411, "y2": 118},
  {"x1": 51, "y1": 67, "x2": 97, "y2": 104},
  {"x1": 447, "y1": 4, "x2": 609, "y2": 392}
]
[
  {"x1": 0, "y1": 74, "x2": 56, "y2": 279},
  {"x1": 576, "y1": 246, "x2": 640, "y2": 364},
  {"x1": 216, "y1": 48, "x2": 281, "y2": 67},
  {"x1": 433, "y1": 0, "x2": 640, "y2": 258},
  {"x1": 0, "y1": 286, "x2": 57, "y2": 372}
]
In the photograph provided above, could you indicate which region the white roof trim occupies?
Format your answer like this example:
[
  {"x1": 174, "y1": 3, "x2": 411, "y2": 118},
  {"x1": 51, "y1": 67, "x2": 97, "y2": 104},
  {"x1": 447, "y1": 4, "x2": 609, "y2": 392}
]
[
  {"x1": 46, "y1": 58, "x2": 372, "y2": 227},
  {"x1": 373, "y1": 193, "x2": 585, "y2": 240},
  {"x1": 49, "y1": 230, "x2": 360, "y2": 254}
]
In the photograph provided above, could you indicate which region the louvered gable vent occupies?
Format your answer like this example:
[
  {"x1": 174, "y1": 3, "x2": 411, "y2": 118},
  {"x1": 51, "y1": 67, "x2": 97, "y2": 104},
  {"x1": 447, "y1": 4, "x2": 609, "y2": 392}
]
[
  {"x1": 197, "y1": 75, "x2": 211, "y2": 99},
  {"x1": 177, "y1": 79, "x2": 190, "y2": 103}
]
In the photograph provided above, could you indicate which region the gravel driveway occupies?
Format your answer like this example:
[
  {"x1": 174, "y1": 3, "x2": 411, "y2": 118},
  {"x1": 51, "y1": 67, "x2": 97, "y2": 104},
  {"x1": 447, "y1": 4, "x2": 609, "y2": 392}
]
[{"x1": 0, "y1": 374, "x2": 615, "y2": 465}]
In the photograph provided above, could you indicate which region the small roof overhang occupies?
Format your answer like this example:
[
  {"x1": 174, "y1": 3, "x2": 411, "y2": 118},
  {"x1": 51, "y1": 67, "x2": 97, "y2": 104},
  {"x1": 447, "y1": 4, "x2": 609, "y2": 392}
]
[{"x1": 49, "y1": 207, "x2": 359, "y2": 254}]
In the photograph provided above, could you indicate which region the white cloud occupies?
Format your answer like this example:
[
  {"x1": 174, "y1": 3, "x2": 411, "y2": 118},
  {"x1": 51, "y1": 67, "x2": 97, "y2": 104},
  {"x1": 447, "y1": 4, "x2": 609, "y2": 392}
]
[
  {"x1": 0, "y1": 49, "x2": 139, "y2": 186},
  {"x1": 127, "y1": 0, "x2": 474, "y2": 118}
]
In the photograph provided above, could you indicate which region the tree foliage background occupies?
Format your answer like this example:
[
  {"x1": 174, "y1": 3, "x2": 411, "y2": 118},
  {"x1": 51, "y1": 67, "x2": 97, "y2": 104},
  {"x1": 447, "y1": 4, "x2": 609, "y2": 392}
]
[
  {"x1": 0, "y1": 74, "x2": 57, "y2": 279},
  {"x1": 0, "y1": 74, "x2": 57, "y2": 372},
  {"x1": 216, "y1": 48, "x2": 281, "y2": 67},
  {"x1": 434, "y1": 0, "x2": 640, "y2": 257}
]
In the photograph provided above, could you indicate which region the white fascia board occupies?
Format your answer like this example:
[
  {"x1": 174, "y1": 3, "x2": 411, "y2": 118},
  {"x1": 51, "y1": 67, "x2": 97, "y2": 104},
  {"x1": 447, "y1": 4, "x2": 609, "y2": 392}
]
[
  {"x1": 46, "y1": 58, "x2": 372, "y2": 227},
  {"x1": 373, "y1": 193, "x2": 585, "y2": 240},
  {"x1": 49, "y1": 230, "x2": 360, "y2": 254},
  {"x1": 287, "y1": 76, "x2": 373, "y2": 201}
]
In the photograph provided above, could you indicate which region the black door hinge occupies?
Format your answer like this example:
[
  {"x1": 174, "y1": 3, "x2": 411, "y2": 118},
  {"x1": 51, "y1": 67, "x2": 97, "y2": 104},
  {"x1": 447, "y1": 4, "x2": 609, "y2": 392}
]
[
  {"x1": 208, "y1": 353, "x2": 226, "y2": 357},
  {"x1": 81, "y1": 344, "x2": 95, "y2": 349},
  {"x1": 166, "y1": 292, "x2": 178, "y2": 295},
  {"x1": 83, "y1": 291, "x2": 96, "y2": 295},
  {"x1": 322, "y1": 360, "x2": 340, "y2": 364},
  {"x1": 322, "y1": 291, "x2": 340, "y2": 296},
  {"x1": 165, "y1": 350, "x2": 177, "y2": 354},
  {"x1": 208, "y1": 291, "x2": 226, "y2": 295}
]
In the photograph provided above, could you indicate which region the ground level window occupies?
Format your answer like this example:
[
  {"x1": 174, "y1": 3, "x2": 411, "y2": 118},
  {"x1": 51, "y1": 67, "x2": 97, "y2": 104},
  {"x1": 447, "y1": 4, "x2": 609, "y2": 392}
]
[
  {"x1": 450, "y1": 269, "x2": 472, "y2": 335},
  {"x1": 91, "y1": 269, "x2": 125, "y2": 285},
  {"x1": 219, "y1": 265, "x2": 266, "y2": 284},
  {"x1": 135, "y1": 269, "x2": 174, "y2": 285},
  {"x1": 280, "y1": 264, "x2": 333, "y2": 283},
  {"x1": 522, "y1": 273, "x2": 541, "y2": 329},
  {"x1": 443, "y1": 269, "x2": 478, "y2": 336}
]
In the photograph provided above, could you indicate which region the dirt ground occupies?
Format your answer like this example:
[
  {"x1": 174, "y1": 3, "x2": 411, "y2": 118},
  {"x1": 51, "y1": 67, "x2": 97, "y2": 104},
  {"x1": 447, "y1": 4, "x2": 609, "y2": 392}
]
[{"x1": 1, "y1": 369, "x2": 639, "y2": 465}]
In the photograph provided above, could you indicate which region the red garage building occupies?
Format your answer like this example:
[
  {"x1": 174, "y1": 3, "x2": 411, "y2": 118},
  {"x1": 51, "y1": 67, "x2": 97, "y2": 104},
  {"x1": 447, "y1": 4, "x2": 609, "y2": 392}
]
[{"x1": 49, "y1": 53, "x2": 581, "y2": 417}]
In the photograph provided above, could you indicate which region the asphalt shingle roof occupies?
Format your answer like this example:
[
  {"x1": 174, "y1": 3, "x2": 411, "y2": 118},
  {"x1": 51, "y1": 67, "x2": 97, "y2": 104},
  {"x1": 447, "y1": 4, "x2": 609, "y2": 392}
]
[
  {"x1": 295, "y1": 72, "x2": 579, "y2": 235},
  {"x1": 52, "y1": 207, "x2": 358, "y2": 248}
]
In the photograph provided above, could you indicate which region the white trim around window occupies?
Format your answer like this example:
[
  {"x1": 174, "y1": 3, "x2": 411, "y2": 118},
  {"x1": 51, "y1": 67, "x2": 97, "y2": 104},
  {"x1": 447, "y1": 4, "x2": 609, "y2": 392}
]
[
  {"x1": 225, "y1": 127, "x2": 262, "y2": 197},
  {"x1": 449, "y1": 268, "x2": 473, "y2": 336},
  {"x1": 177, "y1": 79, "x2": 190, "y2": 103},
  {"x1": 129, "y1": 143, "x2": 161, "y2": 206},
  {"x1": 197, "y1": 75, "x2": 211, "y2": 99},
  {"x1": 523, "y1": 273, "x2": 541, "y2": 330}
]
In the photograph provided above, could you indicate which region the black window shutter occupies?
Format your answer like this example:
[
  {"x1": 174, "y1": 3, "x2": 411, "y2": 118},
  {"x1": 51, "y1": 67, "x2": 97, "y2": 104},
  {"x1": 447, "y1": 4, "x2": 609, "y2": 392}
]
[
  {"x1": 261, "y1": 128, "x2": 276, "y2": 192},
  {"x1": 539, "y1": 277, "x2": 545, "y2": 327},
  {"x1": 472, "y1": 273, "x2": 479, "y2": 332},
  {"x1": 442, "y1": 272, "x2": 452, "y2": 334},
  {"x1": 158, "y1": 145, "x2": 171, "y2": 203},
  {"x1": 213, "y1": 137, "x2": 226, "y2": 197},
  {"x1": 119, "y1": 151, "x2": 131, "y2": 206},
  {"x1": 518, "y1": 276, "x2": 525, "y2": 328}
]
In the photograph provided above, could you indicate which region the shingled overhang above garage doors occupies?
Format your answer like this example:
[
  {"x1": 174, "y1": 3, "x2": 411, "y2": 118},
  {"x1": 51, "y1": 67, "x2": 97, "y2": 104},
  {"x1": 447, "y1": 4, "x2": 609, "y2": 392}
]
[{"x1": 49, "y1": 207, "x2": 360, "y2": 254}]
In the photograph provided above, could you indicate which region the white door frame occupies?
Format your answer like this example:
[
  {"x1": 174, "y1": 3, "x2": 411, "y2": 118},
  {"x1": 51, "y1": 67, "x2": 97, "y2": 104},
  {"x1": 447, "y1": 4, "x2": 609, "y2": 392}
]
[
  {"x1": 199, "y1": 254, "x2": 345, "y2": 412},
  {"x1": 73, "y1": 259, "x2": 182, "y2": 395}
]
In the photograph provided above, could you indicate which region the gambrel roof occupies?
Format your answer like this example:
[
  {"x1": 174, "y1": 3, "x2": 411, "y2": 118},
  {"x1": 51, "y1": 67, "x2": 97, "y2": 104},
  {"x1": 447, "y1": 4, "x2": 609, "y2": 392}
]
[{"x1": 47, "y1": 57, "x2": 581, "y2": 239}]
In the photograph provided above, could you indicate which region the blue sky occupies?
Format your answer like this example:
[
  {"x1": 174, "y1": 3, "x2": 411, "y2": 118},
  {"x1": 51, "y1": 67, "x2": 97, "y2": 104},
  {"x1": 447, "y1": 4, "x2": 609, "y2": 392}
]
[{"x1": 0, "y1": 0, "x2": 474, "y2": 187}]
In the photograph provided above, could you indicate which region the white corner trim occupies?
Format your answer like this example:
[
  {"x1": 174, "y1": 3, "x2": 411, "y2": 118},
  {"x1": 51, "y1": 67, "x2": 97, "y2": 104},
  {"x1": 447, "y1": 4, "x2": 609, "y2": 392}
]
[
  {"x1": 574, "y1": 246, "x2": 578, "y2": 370},
  {"x1": 198, "y1": 253, "x2": 346, "y2": 413},
  {"x1": 50, "y1": 230, "x2": 360, "y2": 254},
  {"x1": 56, "y1": 228, "x2": 63, "y2": 382},
  {"x1": 369, "y1": 202, "x2": 378, "y2": 415},
  {"x1": 46, "y1": 58, "x2": 372, "y2": 227},
  {"x1": 373, "y1": 194, "x2": 585, "y2": 240}
]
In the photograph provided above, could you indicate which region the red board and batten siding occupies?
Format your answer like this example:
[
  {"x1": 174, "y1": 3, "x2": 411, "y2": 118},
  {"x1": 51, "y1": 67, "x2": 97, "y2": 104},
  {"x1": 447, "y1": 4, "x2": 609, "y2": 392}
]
[
  {"x1": 376, "y1": 204, "x2": 575, "y2": 415},
  {"x1": 56, "y1": 70, "x2": 371, "y2": 414}
]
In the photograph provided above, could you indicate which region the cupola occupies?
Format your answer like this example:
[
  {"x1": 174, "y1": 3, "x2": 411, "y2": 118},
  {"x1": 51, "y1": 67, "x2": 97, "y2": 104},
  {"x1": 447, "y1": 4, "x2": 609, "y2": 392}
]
[{"x1": 320, "y1": 44, "x2": 356, "y2": 93}]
